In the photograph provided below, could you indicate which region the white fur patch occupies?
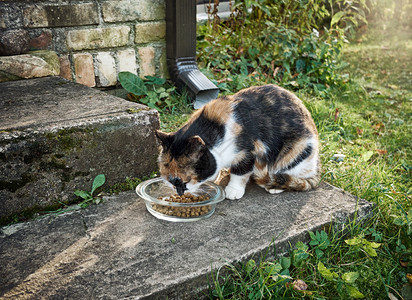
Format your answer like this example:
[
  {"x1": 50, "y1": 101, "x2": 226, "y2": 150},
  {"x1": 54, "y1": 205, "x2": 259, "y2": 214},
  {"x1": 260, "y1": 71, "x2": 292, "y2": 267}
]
[
  {"x1": 225, "y1": 173, "x2": 251, "y2": 200},
  {"x1": 186, "y1": 181, "x2": 203, "y2": 194},
  {"x1": 210, "y1": 115, "x2": 239, "y2": 175}
]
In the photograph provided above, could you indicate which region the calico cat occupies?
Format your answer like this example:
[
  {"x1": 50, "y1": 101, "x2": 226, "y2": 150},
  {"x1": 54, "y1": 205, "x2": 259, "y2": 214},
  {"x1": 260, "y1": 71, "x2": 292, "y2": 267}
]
[{"x1": 155, "y1": 84, "x2": 320, "y2": 200}]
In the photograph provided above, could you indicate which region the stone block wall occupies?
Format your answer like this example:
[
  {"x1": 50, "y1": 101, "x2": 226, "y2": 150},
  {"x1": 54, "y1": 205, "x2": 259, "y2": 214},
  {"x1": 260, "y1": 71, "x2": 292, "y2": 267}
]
[{"x1": 0, "y1": 0, "x2": 167, "y2": 87}]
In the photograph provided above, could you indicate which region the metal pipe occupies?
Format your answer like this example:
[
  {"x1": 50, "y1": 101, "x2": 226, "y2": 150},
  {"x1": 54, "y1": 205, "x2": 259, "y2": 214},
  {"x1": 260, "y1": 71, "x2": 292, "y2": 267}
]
[{"x1": 166, "y1": 0, "x2": 219, "y2": 109}]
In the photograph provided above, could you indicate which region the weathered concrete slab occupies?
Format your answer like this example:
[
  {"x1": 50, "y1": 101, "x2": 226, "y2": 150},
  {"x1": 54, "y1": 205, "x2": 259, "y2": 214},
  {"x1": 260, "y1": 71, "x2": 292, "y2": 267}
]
[
  {"x1": 0, "y1": 182, "x2": 374, "y2": 299},
  {"x1": 0, "y1": 50, "x2": 60, "y2": 82},
  {"x1": 0, "y1": 76, "x2": 159, "y2": 220}
]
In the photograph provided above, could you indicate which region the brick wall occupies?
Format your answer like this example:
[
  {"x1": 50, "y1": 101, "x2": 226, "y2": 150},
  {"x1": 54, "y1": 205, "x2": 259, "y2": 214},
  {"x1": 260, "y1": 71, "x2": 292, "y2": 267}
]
[{"x1": 0, "y1": 0, "x2": 166, "y2": 87}]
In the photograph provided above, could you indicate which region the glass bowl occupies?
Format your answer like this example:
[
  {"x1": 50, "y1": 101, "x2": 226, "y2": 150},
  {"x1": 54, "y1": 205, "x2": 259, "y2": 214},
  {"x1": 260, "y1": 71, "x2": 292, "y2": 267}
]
[{"x1": 136, "y1": 177, "x2": 225, "y2": 222}]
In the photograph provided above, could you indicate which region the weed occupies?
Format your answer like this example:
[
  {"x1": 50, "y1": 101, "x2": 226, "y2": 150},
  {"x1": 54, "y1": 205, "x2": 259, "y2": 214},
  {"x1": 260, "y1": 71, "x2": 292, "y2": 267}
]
[
  {"x1": 74, "y1": 174, "x2": 106, "y2": 208},
  {"x1": 118, "y1": 72, "x2": 189, "y2": 112},
  {"x1": 309, "y1": 230, "x2": 331, "y2": 259},
  {"x1": 318, "y1": 261, "x2": 365, "y2": 298},
  {"x1": 344, "y1": 234, "x2": 381, "y2": 257}
]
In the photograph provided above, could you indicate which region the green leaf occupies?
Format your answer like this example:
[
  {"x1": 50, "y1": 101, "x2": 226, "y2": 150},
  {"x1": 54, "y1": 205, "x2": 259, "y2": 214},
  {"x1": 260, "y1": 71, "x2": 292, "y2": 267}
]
[
  {"x1": 361, "y1": 151, "x2": 374, "y2": 162},
  {"x1": 309, "y1": 239, "x2": 319, "y2": 246},
  {"x1": 331, "y1": 11, "x2": 345, "y2": 27},
  {"x1": 315, "y1": 248, "x2": 324, "y2": 258},
  {"x1": 346, "y1": 285, "x2": 365, "y2": 298},
  {"x1": 156, "y1": 87, "x2": 166, "y2": 93},
  {"x1": 293, "y1": 241, "x2": 309, "y2": 267},
  {"x1": 80, "y1": 202, "x2": 90, "y2": 209},
  {"x1": 263, "y1": 262, "x2": 282, "y2": 276},
  {"x1": 345, "y1": 237, "x2": 362, "y2": 246},
  {"x1": 91, "y1": 174, "x2": 106, "y2": 195},
  {"x1": 342, "y1": 272, "x2": 359, "y2": 284},
  {"x1": 296, "y1": 241, "x2": 309, "y2": 252},
  {"x1": 362, "y1": 245, "x2": 378, "y2": 257},
  {"x1": 321, "y1": 230, "x2": 328, "y2": 241},
  {"x1": 283, "y1": 61, "x2": 291, "y2": 74},
  {"x1": 318, "y1": 262, "x2": 334, "y2": 281},
  {"x1": 309, "y1": 231, "x2": 317, "y2": 240},
  {"x1": 144, "y1": 76, "x2": 166, "y2": 85},
  {"x1": 118, "y1": 72, "x2": 147, "y2": 96},
  {"x1": 368, "y1": 241, "x2": 381, "y2": 249},
  {"x1": 159, "y1": 92, "x2": 169, "y2": 99},
  {"x1": 296, "y1": 59, "x2": 306, "y2": 73},
  {"x1": 74, "y1": 190, "x2": 91, "y2": 200},
  {"x1": 280, "y1": 256, "x2": 291, "y2": 270},
  {"x1": 319, "y1": 231, "x2": 330, "y2": 249}
]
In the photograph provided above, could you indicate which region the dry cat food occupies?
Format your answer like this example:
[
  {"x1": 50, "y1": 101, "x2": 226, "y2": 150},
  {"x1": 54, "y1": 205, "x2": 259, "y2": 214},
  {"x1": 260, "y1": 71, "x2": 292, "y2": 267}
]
[{"x1": 152, "y1": 193, "x2": 211, "y2": 217}]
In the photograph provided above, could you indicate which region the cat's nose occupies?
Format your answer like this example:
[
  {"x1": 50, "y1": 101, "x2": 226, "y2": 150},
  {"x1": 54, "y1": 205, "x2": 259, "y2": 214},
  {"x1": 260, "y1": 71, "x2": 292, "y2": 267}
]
[
  {"x1": 168, "y1": 176, "x2": 182, "y2": 186},
  {"x1": 168, "y1": 176, "x2": 187, "y2": 195}
]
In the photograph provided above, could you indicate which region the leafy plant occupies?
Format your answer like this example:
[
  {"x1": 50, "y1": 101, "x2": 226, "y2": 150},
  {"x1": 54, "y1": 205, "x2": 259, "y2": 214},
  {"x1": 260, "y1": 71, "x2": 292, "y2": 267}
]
[
  {"x1": 309, "y1": 230, "x2": 331, "y2": 258},
  {"x1": 291, "y1": 241, "x2": 309, "y2": 268},
  {"x1": 197, "y1": 0, "x2": 362, "y2": 93},
  {"x1": 328, "y1": 0, "x2": 369, "y2": 36},
  {"x1": 392, "y1": 205, "x2": 412, "y2": 235},
  {"x1": 318, "y1": 261, "x2": 365, "y2": 298},
  {"x1": 118, "y1": 72, "x2": 179, "y2": 110},
  {"x1": 74, "y1": 174, "x2": 106, "y2": 208},
  {"x1": 211, "y1": 255, "x2": 295, "y2": 299},
  {"x1": 344, "y1": 234, "x2": 381, "y2": 257}
]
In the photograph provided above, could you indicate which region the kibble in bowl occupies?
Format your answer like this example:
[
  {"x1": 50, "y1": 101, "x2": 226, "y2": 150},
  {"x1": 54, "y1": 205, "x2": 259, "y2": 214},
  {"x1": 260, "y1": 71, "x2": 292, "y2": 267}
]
[{"x1": 136, "y1": 177, "x2": 225, "y2": 222}]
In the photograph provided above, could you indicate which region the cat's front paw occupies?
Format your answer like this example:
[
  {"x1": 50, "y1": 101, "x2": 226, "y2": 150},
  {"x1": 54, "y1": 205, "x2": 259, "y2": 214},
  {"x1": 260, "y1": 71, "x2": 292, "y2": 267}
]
[{"x1": 225, "y1": 185, "x2": 245, "y2": 200}]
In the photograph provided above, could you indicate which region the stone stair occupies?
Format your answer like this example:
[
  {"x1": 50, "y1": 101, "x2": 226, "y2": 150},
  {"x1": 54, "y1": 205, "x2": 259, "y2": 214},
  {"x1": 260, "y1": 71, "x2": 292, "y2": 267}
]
[
  {"x1": 0, "y1": 182, "x2": 374, "y2": 299},
  {"x1": 0, "y1": 76, "x2": 159, "y2": 221}
]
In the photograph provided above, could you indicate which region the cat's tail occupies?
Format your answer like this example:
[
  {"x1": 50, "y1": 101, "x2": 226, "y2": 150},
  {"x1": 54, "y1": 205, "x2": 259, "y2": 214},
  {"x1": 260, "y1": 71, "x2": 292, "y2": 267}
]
[{"x1": 263, "y1": 173, "x2": 320, "y2": 193}]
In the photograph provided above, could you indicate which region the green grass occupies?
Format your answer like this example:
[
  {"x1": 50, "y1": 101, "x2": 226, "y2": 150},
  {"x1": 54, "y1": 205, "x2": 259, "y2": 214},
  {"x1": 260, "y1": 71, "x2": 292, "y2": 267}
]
[{"x1": 158, "y1": 17, "x2": 411, "y2": 300}]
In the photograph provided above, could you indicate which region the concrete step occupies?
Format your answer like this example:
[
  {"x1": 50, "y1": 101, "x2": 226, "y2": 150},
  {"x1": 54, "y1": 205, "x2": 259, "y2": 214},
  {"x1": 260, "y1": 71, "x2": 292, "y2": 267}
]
[
  {"x1": 0, "y1": 76, "x2": 159, "y2": 221},
  {"x1": 0, "y1": 182, "x2": 374, "y2": 299}
]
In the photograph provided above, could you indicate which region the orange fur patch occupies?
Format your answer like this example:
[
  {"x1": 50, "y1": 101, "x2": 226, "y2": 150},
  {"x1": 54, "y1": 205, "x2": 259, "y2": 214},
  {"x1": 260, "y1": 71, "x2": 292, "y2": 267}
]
[
  {"x1": 253, "y1": 160, "x2": 270, "y2": 187},
  {"x1": 158, "y1": 152, "x2": 199, "y2": 184},
  {"x1": 252, "y1": 139, "x2": 266, "y2": 156},
  {"x1": 232, "y1": 122, "x2": 243, "y2": 136},
  {"x1": 203, "y1": 96, "x2": 234, "y2": 124}
]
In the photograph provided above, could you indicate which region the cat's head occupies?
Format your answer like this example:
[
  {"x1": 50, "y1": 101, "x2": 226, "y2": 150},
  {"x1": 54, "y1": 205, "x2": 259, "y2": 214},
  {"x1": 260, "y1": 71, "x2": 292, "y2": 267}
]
[{"x1": 155, "y1": 130, "x2": 217, "y2": 195}]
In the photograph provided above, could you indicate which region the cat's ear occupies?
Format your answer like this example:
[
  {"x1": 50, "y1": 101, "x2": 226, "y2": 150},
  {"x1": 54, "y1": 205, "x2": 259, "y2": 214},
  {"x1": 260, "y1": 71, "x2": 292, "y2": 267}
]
[
  {"x1": 155, "y1": 130, "x2": 175, "y2": 150},
  {"x1": 186, "y1": 135, "x2": 206, "y2": 155}
]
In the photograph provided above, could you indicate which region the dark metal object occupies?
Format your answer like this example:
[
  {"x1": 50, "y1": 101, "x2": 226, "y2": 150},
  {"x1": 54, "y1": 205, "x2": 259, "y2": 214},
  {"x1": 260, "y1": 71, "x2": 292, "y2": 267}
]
[{"x1": 166, "y1": 0, "x2": 219, "y2": 109}]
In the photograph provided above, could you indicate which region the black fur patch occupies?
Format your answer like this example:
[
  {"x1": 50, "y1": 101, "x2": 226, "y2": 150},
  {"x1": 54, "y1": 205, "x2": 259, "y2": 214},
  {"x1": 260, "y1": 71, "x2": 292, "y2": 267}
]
[
  {"x1": 230, "y1": 154, "x2": 255, "y2": 175},
  {"x1": 233, "y1": 85, "x2": 311, "y2": 165},
  {"x1": 171, "y1": 113, "x2": 225, "y2": 158},
  {"x1": 274, "y1": 173, "x2": 290, "y2": 185},
  {"x1": 195, "y1": 150, "x2": 217, "y2": 181}
]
